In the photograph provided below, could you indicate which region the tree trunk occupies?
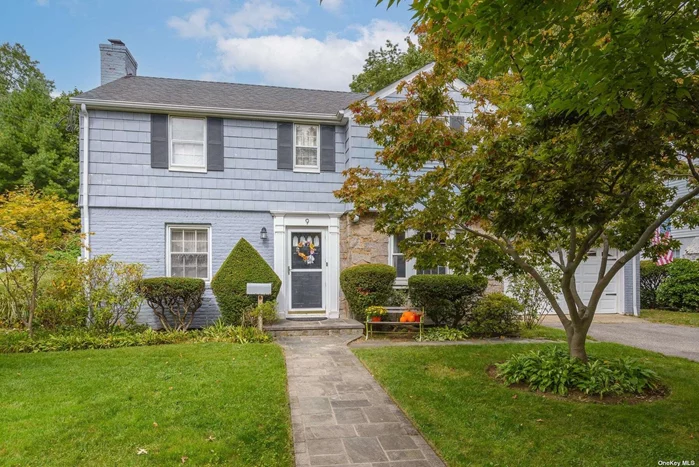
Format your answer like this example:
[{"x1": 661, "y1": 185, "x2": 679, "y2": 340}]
[{"x1": 565, "y1": 325, "x2": 589, "y2": 362}]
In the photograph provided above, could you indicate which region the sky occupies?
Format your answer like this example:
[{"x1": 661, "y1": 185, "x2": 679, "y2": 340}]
[{"x1": 1, "y1": 0, "x2": 416, "y2": 94}]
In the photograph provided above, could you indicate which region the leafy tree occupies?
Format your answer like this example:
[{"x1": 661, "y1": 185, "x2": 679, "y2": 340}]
[
  {"x1": 350, "y1": 39, "x2": 433, "y2": 93},
  {"x1": 336, "y1": 4, "x2": 698, "y2": 361},
  {"x1": 0, "y1": 43, "x2": 80, "y2": 202},
  {"x1": 0, "y1": 188, "x2": 79, "y2": 336}
]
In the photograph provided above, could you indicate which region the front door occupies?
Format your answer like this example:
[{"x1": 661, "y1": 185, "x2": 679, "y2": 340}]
[{"x1": 288, "y1": 230, "x2": 325, "y2": 314}]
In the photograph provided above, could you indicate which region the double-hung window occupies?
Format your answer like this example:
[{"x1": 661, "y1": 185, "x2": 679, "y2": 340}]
[
  {"x1": 294, "y1": 124, "x2": 320, "y2": 172},
  {"x1": 389, "y1": 231, "x2": 449, "y2": 286},
  {"x1": 169, "y1": 116, "x2": 206, "y2": 172},
  {"x1": 167, "y1": 225, "x2": 211, "y2": 281}
]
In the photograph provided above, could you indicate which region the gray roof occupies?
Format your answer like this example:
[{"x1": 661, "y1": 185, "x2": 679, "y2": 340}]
[{"x1": 74, "y1": 76, "x2": 367, "y2": 115}]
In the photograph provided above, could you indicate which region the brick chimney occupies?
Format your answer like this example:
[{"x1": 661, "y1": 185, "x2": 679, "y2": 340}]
[{"x1": 99, "y1": 39, "x2": 138, "y2": 85}]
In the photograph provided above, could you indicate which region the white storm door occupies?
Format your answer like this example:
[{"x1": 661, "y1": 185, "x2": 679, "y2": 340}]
[{"x1": 288, "y1": 229, "x2": 325, "y2": 312}]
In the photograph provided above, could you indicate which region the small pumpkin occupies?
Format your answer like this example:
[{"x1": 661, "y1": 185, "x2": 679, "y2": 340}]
[
  {"x1": 401, "y1": 311, "x2": 416, "y2": 323},
  {"x1": 399, "y1": 314, "x2": 409, "y2": 323}
]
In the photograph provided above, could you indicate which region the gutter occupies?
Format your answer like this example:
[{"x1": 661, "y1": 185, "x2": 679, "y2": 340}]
[
  {"x1": 80, "y1": 104, "x2": 90, "y2": 261},
  {"x1": 69, "y1": 98, "x2": 350, "y2": 125}
]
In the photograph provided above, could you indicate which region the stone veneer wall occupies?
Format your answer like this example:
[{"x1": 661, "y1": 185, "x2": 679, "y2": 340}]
[{"x1": 339, "y1": 213, "x2": 389, "y2": 318}]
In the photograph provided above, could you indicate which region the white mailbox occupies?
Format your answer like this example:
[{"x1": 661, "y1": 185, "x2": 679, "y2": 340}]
[{"x1": 246, "y1": 283, "x2": 272, "y2": 296}]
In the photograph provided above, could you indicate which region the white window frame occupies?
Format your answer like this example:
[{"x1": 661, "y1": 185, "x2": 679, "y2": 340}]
[
  {"x1": 293, "y1": 123, "x2": 320, "y2": 173},
  {"x1": 168, "y1": 116, "x2": 207, "y2": 173},
  {"x1": 165, "y1": 224, "x2": 212, "y2": 282},
  {"x1": 389, "y1": 231, "x2": 451, "y2": 287}
]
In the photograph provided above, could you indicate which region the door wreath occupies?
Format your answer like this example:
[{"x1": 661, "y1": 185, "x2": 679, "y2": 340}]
[{"x1": 296, "y1": 240, "x2": 317, "y2": 265}]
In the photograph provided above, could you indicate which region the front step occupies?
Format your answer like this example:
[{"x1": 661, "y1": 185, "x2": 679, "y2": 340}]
[{"x1": 265, "y1": 318, "x2": 364, "y2": 338}]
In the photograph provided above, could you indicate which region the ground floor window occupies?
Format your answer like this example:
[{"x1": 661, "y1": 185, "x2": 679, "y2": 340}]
[
  {"x1": 167, "y1": 225, "x2": 211, "y2": 280},
  {"x1": 389, "y1": 232, "x2": 449, "y2": 286}
]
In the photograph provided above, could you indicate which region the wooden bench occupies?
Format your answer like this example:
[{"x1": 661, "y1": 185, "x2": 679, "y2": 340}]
[{"x1": 365, "y1": 309, "x2": 424, "y2": 341}]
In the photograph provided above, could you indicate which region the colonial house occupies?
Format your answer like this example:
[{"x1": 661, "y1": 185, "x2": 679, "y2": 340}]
[{"x1": 71, "y1": 39, "x2": 640, "y2": 327}]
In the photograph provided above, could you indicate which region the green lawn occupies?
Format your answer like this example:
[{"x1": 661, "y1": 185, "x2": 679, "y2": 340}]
[
  {"x1": 518, "y1": 324, "x2": 568, "y2": 341},
  {"x1": 641, "y1": 309, "x2": 699, "y2": 327},
  {"x1": 0, "y1": 343, "x2": 293, "y2": 466},
  {"x1": 355, "y1": 343, "x2": 699, "y2": 466}
]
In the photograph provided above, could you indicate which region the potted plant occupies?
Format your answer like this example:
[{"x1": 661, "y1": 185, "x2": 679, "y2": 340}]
[{"x1": 365, "y1": 306, "x2": 388, "y2": 322}]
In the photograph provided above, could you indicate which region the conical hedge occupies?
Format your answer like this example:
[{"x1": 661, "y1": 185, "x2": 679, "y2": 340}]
[{"x1": 211, "y1": 238, "x2": 281, "y2": 325}]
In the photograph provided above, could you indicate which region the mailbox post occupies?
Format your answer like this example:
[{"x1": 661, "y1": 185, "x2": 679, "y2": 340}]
[{"x1": 246, "y1": 283, "x2": 273, "y2": 331}]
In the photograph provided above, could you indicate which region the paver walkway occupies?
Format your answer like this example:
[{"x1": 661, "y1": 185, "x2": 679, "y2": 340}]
[{"x1": 278, "y1": 336, "x2": 445, "y2": 467}]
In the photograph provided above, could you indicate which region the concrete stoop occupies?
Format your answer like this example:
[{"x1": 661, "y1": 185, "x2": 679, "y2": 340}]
[{"x1": 265, "y1": 318, "x2": 364, "y2": 338}]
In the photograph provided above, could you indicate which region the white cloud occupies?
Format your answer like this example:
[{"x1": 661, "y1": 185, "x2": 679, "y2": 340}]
[
  {"x1": 216, "y1": 20, "x2": 412, "y2": 90},
  {"x1": 320, "y1": 0, "x2": 342, "y2": 13},
  {"x1": 168, "y1": 2, "x2": 413, "y2": 91}
]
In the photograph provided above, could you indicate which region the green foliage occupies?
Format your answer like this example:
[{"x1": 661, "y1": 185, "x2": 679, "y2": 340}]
[
  {"x1": 365, "y1": 306, "x2": 388, "y2": 318},
  {"x1": 350, "y1": 39, "x2": 432, "y2": 93},
  {"x1": 339, "y1": 264, "x2": 396, "y2": 321},
  {"x1": 137, "y1": 277, "x2": 205, "y2": 331},
  {"x1": 386, "y1": 287, "x2": 409, "y2": 307},
  {"x1": 508, "y1": 265, "x2": 562, "y2": 329},
  {"x1": 496, "y1": 346, "x2": 661, "y2": 397},
  {"x1": 408, "y1": 274, "x2": 487, "y2": 327},
  {"x1": 0, "y1": 43, "x2": 80, "y2": 202},
  {"x1": 419, "y1": 326, "x2": 468, "y2": 342},
  {"x1": 211, "y1": 238, "x2": 281, "y2": 325},
  {"x1": 0, "y1": 188, "x2": 79, "y2": 335},
  {"x1": 241, "y1": 300, "x2": 278, "y2": 327},
  {"x1": 466, "y1": 293, "x2": 521, "y2": 337},
  {"x1": 656, "y1": 259, "x2": 699, "y2": 312},
  {"x1": 0, "y1": 325, "x2": 271, "y2": 353},
  {"x1": 640, "y1": 260, "x2": 669, "y2": 309}
]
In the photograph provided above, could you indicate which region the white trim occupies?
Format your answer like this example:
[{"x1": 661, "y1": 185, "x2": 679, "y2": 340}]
[
  {"x1": 165, "y1": 224, "x2": 213, "y2": 282},
  {"x1": 293, "y1": 123, "x2": 320, "y2": 173},
  {"x1": 79, "y1": 104, "x2": 90, "y2": 261},
  {"x1": 69, "y1": 98, "x2": 349, "y2": 124},
  {"x1": 388, "y1": 231, "x2": 451, "y2": 287},
  {"x1": 168, "y1": 116, "x2": 207, "y2": 173},
  {"x1": 273, "y1": 213, "x2": 340, "y2": 319}
]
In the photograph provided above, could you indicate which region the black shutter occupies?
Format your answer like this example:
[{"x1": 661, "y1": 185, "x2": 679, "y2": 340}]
[
  {"x1": 150, "y1": 114, "x2": 168, "y2": 169},
  {"x1": 277, "y1": 122, "x2": 293, "y2": 170},
  {"x1": 207, "y1": 117, "x2": 224, "y2": 171},
  {"x1": 450, "y1": 116, "x2": 465, "y2": 130},
  {"x1": 319, "y1": 125, "x2": 336, "y2": 172}
]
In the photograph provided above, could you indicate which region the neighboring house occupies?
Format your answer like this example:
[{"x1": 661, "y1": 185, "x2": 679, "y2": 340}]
[{"x1": 71, "y1": 39, "x2": 640, "y2": 327}]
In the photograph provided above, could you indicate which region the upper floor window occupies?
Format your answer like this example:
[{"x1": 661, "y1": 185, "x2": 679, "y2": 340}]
[
  {"x1": 170, "y1": 116, "x2": 206, "y2": 172},
  {"x1": 294, "y1": 124, "x2": 319, "y2": 172},
  {"x1": 167, "y1": 225, "x2": 211, "y2": 281}
]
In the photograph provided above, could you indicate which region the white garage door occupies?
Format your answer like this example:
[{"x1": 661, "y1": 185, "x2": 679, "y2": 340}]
[{"x1": 557, "y1": 248, "x2": 621, "y2": 314}]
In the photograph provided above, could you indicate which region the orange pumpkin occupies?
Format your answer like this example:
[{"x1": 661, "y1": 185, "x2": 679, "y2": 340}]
[
  {"x1": 399, "y1": 314, "x2": 408, "y2": 323},
  {"x1": 401, "y1": 311, "x2": 416, "y2": 323}
]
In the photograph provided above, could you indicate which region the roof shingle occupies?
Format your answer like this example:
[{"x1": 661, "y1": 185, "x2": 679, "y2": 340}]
[{"x1": 74, "y1": 76, "x2": 368, "y2": 116}]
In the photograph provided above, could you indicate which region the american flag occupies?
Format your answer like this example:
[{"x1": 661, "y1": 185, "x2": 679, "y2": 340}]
[{"x1": 653, "y1": 225, "x2": 674, "y2": 266}]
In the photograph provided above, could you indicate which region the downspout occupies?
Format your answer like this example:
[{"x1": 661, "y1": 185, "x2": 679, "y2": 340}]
[
  {"x1": 633, "y1": 255, "x2": 639, "y2": 316},
  {"x1": 80, "y1": 104, "x2": 90, "y2": 260}
]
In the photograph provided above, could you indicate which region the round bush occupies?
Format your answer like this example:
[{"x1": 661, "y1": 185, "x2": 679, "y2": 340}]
[
  {"x1": 640, "y1": 260, "x2": 669, "y2": 309},
  {"x1": 466, "y1": 292, "x2": 521, "y2": 337},
  {"x1": 408, "y1": 274, "x2": 488, "y2": 327},
  {"x1": 137, "y1": 277, "x2": 205, "y2": 331},
  {"x1": 211, "y1": 239, "x2": 281, "y2": 325},
  {"x1": 656, "y1": 259, "x2": 699, "y2": 312},
  {"x1": 340, "y1": 264, "x2": 396, "y2": 321}
]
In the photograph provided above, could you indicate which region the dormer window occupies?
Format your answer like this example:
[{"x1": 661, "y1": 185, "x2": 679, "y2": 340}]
[
  {"x1": 169, "y1": 116, "x2": 207, "y2": 172},
  {"x1": 294, "y1": 124, "x2": 320, "y2": 172}
]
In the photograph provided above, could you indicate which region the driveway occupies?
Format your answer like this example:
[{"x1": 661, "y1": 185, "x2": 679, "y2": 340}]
[{"x1": 541, "y1": 315, "x2": 699, "y2": 362}]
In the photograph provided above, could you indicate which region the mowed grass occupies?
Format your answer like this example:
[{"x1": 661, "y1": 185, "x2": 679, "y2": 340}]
[
  {"x1": 0, "y1": 343, "x2": 293, "y2": 466},
  {"x1": 641, "y1": 309, "x2": 699, "y2": 327},
  {"x1": 354, "y1": 343, "x2": 699, "y2": 466}
]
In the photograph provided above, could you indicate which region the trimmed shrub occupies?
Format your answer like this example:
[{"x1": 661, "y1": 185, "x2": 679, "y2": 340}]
[
  {"x1": 137, "y1": 277, "x2": 205, "y2": 331},
  {"x1": 408, "y1": 274, "x2": 488, "y2": 327},
  {"x1": 340, "y1": 264, "x2": 396, "y2": 321},
  {"x1": 656, "y1": 259, "x2": 699, "y2": 312},
  {"x1": 211, "y1": 239, "x2": 281, "y2": 325},
  {"x1": 496, "y1": 346, "x2": 661, "y2": 396},
  {"x1": 640, "y1": 260, "x2": 669, "y2": 309},
  {"x1": 466, "y1": 292, "x2": 521, "y2": 337}
]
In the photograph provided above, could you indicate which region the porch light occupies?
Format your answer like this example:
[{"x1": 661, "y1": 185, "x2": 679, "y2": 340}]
[{"x1": 260, "y1": 227, "x2": 268, "y2": 240}]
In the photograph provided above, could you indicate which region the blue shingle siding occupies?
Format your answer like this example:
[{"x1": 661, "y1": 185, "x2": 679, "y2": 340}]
[
  {"x1": 86, "y1": 110, "x2": 348, "y2": 213},
  {"x1": 89, "y1": 207, "x2": 274, "y2": 328}
]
